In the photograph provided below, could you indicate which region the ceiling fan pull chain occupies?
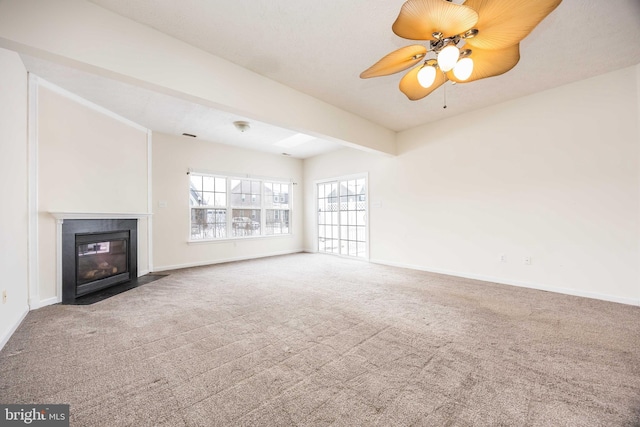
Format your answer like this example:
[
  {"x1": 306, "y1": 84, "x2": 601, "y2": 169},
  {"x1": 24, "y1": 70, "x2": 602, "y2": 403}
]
[{"x1": 443, "y1": 73, "x2": 447, "y2": 109}]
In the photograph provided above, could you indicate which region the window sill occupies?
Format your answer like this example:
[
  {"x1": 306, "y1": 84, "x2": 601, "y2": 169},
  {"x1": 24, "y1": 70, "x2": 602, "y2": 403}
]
[{"x1": 187, "y1": 233, "x2": 293, "y2": 245}]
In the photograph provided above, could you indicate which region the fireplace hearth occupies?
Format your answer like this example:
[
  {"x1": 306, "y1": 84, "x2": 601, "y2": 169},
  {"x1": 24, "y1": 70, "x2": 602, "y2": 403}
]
[{"x1": 62, "y1": 219, "x2": 137, "y2": 304}]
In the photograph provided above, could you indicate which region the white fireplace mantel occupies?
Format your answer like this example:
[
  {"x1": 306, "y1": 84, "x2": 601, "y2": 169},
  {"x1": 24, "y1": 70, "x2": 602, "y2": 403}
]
[{"x1": 50, "y1": 212, "x2": 152, "y2": 221}]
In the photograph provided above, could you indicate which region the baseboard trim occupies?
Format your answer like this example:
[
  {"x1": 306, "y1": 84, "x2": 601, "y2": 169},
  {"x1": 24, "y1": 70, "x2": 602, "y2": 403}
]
[
  {"x1": 31, "y1": 296, "x2": 60, "y2": 310},
  {"x1": 0, "y1": 305, "x2": 29, "y2": 352},
  {"x1": 31, "y1": 271, "x2": 155, "y2": 308},
  {"x1": 370, "y1": 258, "x2": 640, "y2": 307},
  {"x1": 152, "y1": 249, "x2": 305, "y2": 272}
]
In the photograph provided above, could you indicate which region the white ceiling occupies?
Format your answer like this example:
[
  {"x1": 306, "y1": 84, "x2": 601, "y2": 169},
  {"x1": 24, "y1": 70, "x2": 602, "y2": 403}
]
[{"x1": 21, "y1": 0, "x2": 640, "y2": 158}]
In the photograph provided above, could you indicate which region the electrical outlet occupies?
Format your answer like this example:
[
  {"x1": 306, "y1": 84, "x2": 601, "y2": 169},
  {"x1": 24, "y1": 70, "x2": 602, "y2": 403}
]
[
  {"x1": 2, "y1": 290, "x2": 6, "y2": 304},
  {"x1": 524, "y1": 256, "x2": 532, "y2": 265},
  {"x1": 499, "y1": 254, "x2": 506, "y2": 263}
]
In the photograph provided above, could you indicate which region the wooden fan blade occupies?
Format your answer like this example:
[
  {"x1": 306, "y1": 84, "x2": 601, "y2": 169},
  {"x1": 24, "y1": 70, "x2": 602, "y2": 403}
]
[
  {"x1": 464, "y1": 0, "x2": 562, "y2": 50},
  {"x1": 447, "y1": 44, "x2": 520, "y2": 83},
  {"x1": 360, "y1": 45, "x2": 427, "y2": 78},
  {"x1": 399, "y1": 65, "x2": 446, "y2": 101},
  {"x1": 392, "y1": 0, "x2": 479, "y2": 41}
]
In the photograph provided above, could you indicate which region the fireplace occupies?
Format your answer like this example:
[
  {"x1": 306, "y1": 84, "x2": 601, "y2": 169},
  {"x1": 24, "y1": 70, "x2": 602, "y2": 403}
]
[{"x1": 62, "y1": 219, "x2": 137, "y2": 303}]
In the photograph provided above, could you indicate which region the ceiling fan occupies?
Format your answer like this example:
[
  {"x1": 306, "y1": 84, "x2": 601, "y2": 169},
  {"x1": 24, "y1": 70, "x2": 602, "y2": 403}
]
[{"x1": 360, "y1": 0, "x2": 562, "y2": 101}]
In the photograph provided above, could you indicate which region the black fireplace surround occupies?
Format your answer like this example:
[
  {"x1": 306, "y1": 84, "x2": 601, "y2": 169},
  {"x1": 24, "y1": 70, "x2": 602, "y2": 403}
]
[{"x1": 62, "y1": 219, "x2": 137, "y2": 304}]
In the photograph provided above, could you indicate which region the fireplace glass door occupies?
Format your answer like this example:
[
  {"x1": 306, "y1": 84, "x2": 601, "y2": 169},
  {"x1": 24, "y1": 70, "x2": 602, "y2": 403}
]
[{"x1": 75, "y1": 231, "x2": 130, "y2": 296}]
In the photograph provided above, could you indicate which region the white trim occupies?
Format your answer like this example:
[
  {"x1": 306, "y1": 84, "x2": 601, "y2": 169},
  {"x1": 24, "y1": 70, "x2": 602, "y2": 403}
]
[
  {"x1": 187, "y1": 233, "x2": 293, "y2": 245},
  {"x1": 30, "y1": 297, "x2": 59, "y2": 310},
  {"x1": 151, "y1": 249, "x2": 304, "y2": 272},
  {"x1": 138, "y1": 269, "x2": 150, "y2": 276},
  {"x1": 147, "y1": 130, "x2": 154, "y2": 273},
  {"x1": 187, "y1": 172, "x2": 192, "y2": 242},
  {"x1": 27, "y1": 73, "x2": 40, "y2": 308},
  {"x1": 370, "y1": 258, "x2": 640, "y2": 307},
  {"x1": 55, "y1": 218, "x2": 63, "y2": 304},
  {"x1": 0, "y1": 305, "x2": 29, "y2": 352},
  {"x1": 35, "y1": 77, "x2": 148, "y2": 132},
  {"x1": 188, "y1": 168, "x2": 296, "y2": 184},
  {"x1": 49, "y1": 212, "x2": 152, "y2": 220},
  {"x1": 364, "y1": 174, "x2": 370, "y2": 260},
  {"x1": 313, "y1": 182, "x2": 319, "y2": 253},
  {"x1": 314, "y1": 172, "x2": 368, "y2": 185},
  {"x1": 637, "y1": 64, "x2": 640, "y2": 304}
]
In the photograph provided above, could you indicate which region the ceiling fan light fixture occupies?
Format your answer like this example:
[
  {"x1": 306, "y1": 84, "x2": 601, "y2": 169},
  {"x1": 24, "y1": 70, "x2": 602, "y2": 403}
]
[
  {"x1": 453, "y1": 57, "x2": 474, "y2": 81},
  {"x1": 362, "y1": 0, "x2": 562, "y2": 101},
  {"x1": 417, "y1": 64, "x2": 437, "y2": 88},
  {"x1": 437, "y1": 44, "x2": 460, "y2": 72}
]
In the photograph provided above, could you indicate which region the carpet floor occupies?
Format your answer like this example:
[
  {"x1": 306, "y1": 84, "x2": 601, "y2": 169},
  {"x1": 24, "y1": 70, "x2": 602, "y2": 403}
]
[{"x1": 1, "y1": 253, "x2": 639, "y2": 426}]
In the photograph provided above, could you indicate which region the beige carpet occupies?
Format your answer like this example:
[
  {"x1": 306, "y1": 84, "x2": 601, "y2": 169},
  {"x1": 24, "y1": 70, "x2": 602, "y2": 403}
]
[{"x1": 1, "y1": 253, "x2": 639, "y2": 426}]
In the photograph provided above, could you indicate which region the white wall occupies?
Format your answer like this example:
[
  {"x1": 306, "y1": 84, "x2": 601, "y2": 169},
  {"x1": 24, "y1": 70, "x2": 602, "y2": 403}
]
[
  {"x1": 0, "y1": 48, "x2": 29, "y2": 349},
  {"x1": 152, "y1": 132, "x2": 304, "y2": 271},
  {"x1": 36, "y1": 83, "x2": 150, "y2": 303},
  {"x1": 304, "y1": 65, "x2": 640, "y2": 305}
]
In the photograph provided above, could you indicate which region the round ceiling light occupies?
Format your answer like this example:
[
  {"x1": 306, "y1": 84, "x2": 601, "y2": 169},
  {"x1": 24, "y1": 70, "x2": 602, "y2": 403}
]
[{"x1": 233, "y1": 121, "x2": 251, "y2": 133}]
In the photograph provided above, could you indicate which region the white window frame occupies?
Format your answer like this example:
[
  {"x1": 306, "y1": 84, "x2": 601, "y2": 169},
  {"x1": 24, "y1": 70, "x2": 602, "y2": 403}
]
[
  {"x1": 188, "y1": 172, "x2": 292, "y2": 243},
  {"x1": 314, "y1": 173, "x2": 369, "y2": 259}
]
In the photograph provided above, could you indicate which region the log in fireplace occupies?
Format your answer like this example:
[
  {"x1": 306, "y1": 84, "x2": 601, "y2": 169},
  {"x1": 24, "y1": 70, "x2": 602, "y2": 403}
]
[{"x1": 62, "y1": 219, "x2": 137, "y2": 304}]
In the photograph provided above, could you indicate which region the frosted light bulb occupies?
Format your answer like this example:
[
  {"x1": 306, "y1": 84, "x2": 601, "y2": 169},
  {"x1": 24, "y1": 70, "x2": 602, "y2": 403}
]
[
  {"x1": 453, "y1": 57, "x2": 474, "y2": 81},
  {"x1": 437, "y1": 44, "x2": 460, "y2": 72},
  {"x1": 417, "y1": 65, "x2": 436, "y2": 88}
]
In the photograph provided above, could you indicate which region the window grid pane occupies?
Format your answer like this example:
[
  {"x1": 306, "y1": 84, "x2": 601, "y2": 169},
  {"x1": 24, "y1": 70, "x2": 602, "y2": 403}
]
[
  {"x1": 191, "y1": 208, "x2": 227, "y2": 239},
  {"x1": 265, "y1": 182, "x2": 290, "y2": 209},
  {"x1": 231, "y1": 179, "x2": 261, "y2": 208},
  {"x1": 232, "y1": 209, "x2": 261, "y2": 237},
  {"x1": 266, "y1": 209, "x2": 289, "y2": 235},
  {"x1": 190, "y1": 175, "x2": 227, "y2": 208}
]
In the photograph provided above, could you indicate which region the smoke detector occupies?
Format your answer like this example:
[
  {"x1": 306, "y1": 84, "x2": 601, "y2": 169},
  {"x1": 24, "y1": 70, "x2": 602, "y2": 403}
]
[{"x1": 233, "y1": 121, "x2": 251, "y2": 133}]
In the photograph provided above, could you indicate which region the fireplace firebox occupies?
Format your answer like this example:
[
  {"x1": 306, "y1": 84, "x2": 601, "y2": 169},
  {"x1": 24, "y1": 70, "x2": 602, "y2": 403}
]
[{"x1": 62, "y1": 219, "x2": 137, "y2": 303}]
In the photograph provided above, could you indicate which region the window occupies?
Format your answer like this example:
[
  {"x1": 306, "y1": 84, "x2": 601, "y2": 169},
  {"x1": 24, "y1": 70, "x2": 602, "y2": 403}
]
[
  {"x1": 190, "y1": 173, "x2": 291, "y2": 241},
  {"x1": 265, "y1": 182, "x2": 290, "y2": 235},
  {"x1": 190, "y1": 175, "x2": 227, "y2": 239}
]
